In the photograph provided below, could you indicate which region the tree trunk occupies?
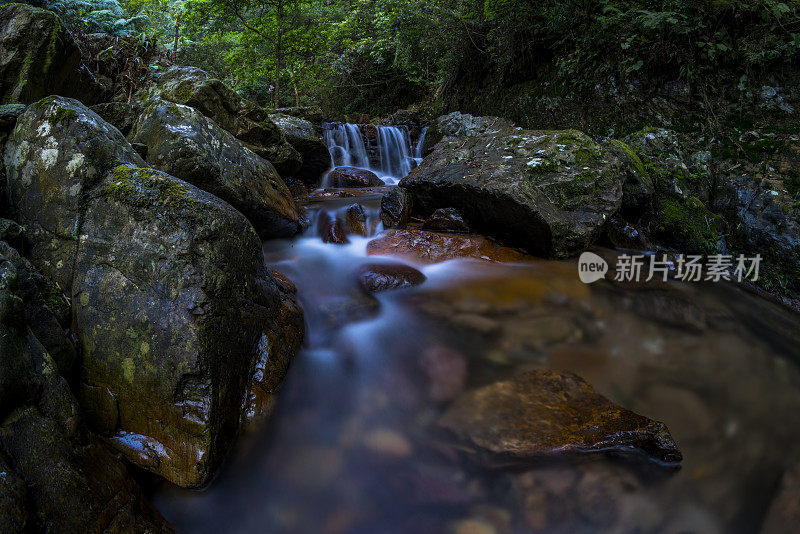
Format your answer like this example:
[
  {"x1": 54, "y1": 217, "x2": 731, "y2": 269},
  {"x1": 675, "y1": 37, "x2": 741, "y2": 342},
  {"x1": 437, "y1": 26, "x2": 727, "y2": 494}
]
[
  {"x1": 274, "y1": 0, "x2": 284, "y2": 108},
  {"x1": 173, "y1": 14, "x2": 180, "y2": 60}
]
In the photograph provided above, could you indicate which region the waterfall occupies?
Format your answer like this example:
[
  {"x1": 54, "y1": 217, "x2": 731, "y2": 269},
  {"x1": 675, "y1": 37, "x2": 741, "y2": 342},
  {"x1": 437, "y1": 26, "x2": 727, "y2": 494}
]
[
  {"x1": 377, "y1": 126, "x2": 412, "y2": 180},
  {"x1": 322, "y1": 122, "x2": 421, "y2": 186},
  {"x1": 324, "y1": 123, "x2": 369, "y2": 169},
  {"x1": 413, "y1": 126, "x2": 428, "y2": 165}
]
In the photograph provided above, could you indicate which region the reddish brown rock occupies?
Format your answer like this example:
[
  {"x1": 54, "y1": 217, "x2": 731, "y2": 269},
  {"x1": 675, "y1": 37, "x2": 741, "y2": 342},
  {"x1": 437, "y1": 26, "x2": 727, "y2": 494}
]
[
  {"x1": 328, "y1": 167, "x2": 384, "y2": 188},
  {"x1": 367, "y1": 229, "x2": 530, "y2": 264},
  {"x1": 341, "y1": 203, "x2": 369, "y2": 237},
  {"x1": 357, "y1": 262, "x2": 426, "y2": 293},
  {"x1": 316, "y1": 210, "x2": 350, "y2": 244},
  {"x1": 439, "y1": 369, "x2": 682, "y2": 465}
]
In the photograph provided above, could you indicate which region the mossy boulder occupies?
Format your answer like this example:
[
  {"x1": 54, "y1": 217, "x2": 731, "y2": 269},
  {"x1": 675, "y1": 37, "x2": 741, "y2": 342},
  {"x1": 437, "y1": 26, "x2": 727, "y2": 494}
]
[
  {"x1": 0, "y1": 256, "x2": 169, "y2": 532},
  {"x1": 0, "y1": 4, "x2": 101, "y2": 105},
  {"x1": 605, "y1": 138, "x2": 654, "y2": 215},
  {"x1": 4, "y1": 96, "x2": 304, "y2": 487},
  {"x1": 74, "y1": 164, "x2": 303, "y2": 487},
  {"x1": 153, "y1": 66, "x2": 301, "y2": 177},
  {"x1": 131, "y1": 99, "x2": 300, "y2": 239},
  {"x1": 3, "y1": 96, "x2": 145, "y2": 289},
  {"x1": 653, "y1": 196, "x2": 725, "y2": 255},
  {"x1": 269, "y1": 112, "x2": 330, "y2": 187},
  {"x1": 400, "y1": 114, "x2": 623, "y2": 257}
]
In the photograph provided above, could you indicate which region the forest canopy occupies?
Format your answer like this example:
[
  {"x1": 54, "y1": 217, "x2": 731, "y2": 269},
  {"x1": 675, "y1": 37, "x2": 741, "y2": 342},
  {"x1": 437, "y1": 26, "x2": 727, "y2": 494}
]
[{"x1": 18, "y1": 0, "x2": 800, "y2": 115}]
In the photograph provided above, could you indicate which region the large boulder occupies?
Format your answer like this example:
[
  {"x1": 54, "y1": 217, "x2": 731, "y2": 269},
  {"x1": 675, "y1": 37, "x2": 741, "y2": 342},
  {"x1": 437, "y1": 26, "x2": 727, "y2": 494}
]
[
  {"x1": 269, "y1": 112, "x2": 330, "y2": 187},
  {"x1": 4, "y1": 97, "x2": 304, "y2": 487},
  {"x1": 3, "y1": 96, "x2": 145, "y2": 289},
  {"x1": 0, "y1": 4, "x2": 100, "y2": 105},
  {"x1": 153, "y1": 66, "x2": 301, "y2": 176},
  {"x1": 0, "y1": 245, "x2": 169, "y2": 532},
  {"x1": 440, "y1": 369, "x2": 682, "y2": 465},
  {"x1": 400, "y1": 114, "x2": 624, "y2": 258},
  {"x1": 130, "y1": 99, "x2": 300, "y2": 239},
  {"x1": 75, "y1": 165, "x2": 301, "y2": 487}
]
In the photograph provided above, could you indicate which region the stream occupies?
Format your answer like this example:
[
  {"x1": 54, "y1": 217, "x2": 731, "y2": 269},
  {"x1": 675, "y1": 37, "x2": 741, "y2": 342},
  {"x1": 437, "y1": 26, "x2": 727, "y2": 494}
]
[{"x1": 153, "y1": 124, "x2": 800, "y2": 534}]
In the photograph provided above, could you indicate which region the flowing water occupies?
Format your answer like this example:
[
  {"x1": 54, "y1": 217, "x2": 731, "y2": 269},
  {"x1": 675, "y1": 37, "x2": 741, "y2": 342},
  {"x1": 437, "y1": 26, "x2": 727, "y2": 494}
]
[
  {"x1": 154, "y1": 130, "x2": 800, "y2": 534},
  {"x1": 321, "y1": 123, "x2": 420, "y2": 186}
]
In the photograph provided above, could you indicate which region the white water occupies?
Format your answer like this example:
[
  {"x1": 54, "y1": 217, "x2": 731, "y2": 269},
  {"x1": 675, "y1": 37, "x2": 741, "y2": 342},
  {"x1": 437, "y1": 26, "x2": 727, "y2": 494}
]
[{"x1": 322, "y1": 123, "x2": 420, "y2": 186}]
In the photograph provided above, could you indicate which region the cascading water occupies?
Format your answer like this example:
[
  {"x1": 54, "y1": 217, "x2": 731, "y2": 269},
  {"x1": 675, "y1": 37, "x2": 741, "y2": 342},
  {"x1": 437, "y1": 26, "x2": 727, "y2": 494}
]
[
  {"x1": 324, "y1": 123, "x2": 370, "y2": 169},
  {"x1": 322, "y1": 123, "x2": 420, "y2": 186},
  {"x1": 413, "y1": 126, "x2": 428, "y2": 166},
  {"x1": 377, "y1": 126, "x2": 412, "y2": 180}
]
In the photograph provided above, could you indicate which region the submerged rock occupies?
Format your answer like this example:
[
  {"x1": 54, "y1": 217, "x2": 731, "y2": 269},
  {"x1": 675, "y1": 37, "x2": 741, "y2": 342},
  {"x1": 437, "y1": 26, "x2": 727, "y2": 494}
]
[
  {"x1": 367, "y1": 229, "x2": 530, "y2": 264},
  {"x1": 380, "y1": 187, "x2": 412, "y2": 228},
  {"x1": 341, "y1": 203, "x2": 369, "y2": 237},
  {"x1": 357, "y1": 262, "x2": 427, "y2": 293},
  {"x1": 423, "y1": 207, "x2": 470, "y2": 233},
  {"x1": 400, "y1": 115, "x2": 623, "y2": 257},
  {"x1": 270, "y1": 112, "x2": 330, "y2": 186},
  {"x1": 0, "y1": 4, "x2": 101, "y2": 105},
  {"x1": 130, "y1": 99, "x2": 301, "y2": 239},
  {"x1": 328, "y1": 166, "x2": 384, "y2": 188},
  {"x1": 439, "y1": 369, "x2": 682, "y2": 465},
  {"x1": 154, "y1": 66, "x2": 301, "y2": 176}
]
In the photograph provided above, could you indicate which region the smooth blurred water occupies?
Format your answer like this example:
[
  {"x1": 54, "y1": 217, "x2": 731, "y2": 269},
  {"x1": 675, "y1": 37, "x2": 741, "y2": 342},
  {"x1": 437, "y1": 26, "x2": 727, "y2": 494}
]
[{"x1": 154, "y1": 192, "x2": 800, "y2": 534}]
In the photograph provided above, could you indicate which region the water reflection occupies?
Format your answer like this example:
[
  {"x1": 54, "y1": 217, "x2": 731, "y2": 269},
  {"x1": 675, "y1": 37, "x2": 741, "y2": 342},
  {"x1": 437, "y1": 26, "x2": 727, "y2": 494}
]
[{"x1": 154, "y1": 193, "x2": 800, "y2": 534}]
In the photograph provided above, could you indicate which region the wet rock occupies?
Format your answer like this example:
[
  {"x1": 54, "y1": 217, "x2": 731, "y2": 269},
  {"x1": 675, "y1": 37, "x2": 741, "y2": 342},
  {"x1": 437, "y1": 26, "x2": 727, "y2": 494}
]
[
  {"x1": 3, "y1": 96, "x2": 145, "y2": 289},
  {"x1": 5, "y1": 98, "x2": 304, "y2": 487},
  {"x1": 605, "y1": 216, "x2": 648, "y2": 249},
  {"x1": 317, "y1": 210, "x2": 350, "y2": 244},
  {"x1": 153, "y1": 66, "x2": 301, "y2": 176},
  {"x1": 401, "y1": 115, "x2": 623, "y2": 257},
  {"x1": 90, "y1": 101, "x2": 140, "y2": 136},
  {"x1": 0, "y1": 265, "x2": 169, "y2": 531},
  {"x1": 341, "y1": 203, "x2": 369, "y2": 236},
  {"x1": 715, "y1": 165, "x2": 800, "y2": 297},
  {"x1": 130, "y1": 99, "x2": 301, "y2": 239},
  {"x1": 440, "y1": 369, "x2": 682, "y2": 465},
  {"x1": 270, "y1": 112, "x2": 330, "y2": 186},
  {"x1": 419, "y1": 345, "x2": 467, "y2": 402},
  {"x1": 0, "y1": 4, "x2": 101, "y2": 105},
  {"x1": 367, "y1": 229, "x2": 530, "y2": 264},
  {"x1": 328, "y1": 166, "x2": 384, "y2": 188},
  {"x1": 423, "y1": 207, "x2": 470, "y2": 233},
  {"x1": 760, "y1": 463, "x2": 800, "y2": 534},
  {"x1": 380, "y1": 187, "x2": 412, "y2": 229},
  {"x1": 75, "y1": 165, "x2": 302, "y2": 487},
  {"x1": 357, "y1": 262, "x2": 426, "y2": 293}
]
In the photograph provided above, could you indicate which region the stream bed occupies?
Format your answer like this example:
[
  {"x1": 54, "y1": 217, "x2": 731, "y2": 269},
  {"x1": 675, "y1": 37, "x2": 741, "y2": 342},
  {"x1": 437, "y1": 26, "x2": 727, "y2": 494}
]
[{"x1": 153, "y1": 189, "x2": 800, "y2": 534}]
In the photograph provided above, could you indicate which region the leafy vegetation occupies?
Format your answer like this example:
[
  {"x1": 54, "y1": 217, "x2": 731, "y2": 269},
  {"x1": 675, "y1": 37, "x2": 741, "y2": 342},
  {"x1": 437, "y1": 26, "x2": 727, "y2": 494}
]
[{"x1": 14, "y1": 0, "x2": 800, "y2": 117}]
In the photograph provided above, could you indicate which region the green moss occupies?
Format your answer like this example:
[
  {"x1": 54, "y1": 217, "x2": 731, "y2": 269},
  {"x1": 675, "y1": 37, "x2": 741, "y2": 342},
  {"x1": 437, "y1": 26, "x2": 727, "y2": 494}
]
[
  {"x1": 655, "y1": 196, "x2": 723, "y2": 255},
  {"x1": 104, "y1": 165, "x2": 204, "y2": 212},
  {"x1": 608, "y1": 139, "x2": 647, "y2": 176},
  {"x1": 46, "y1": 107, "x2": 76, "y2": 125}
]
